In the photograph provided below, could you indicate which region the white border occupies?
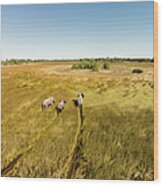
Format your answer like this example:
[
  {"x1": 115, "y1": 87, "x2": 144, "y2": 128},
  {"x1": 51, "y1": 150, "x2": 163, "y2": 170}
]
[{"x1": 1, "y1": 1, "x2": 162, "y2": 186}]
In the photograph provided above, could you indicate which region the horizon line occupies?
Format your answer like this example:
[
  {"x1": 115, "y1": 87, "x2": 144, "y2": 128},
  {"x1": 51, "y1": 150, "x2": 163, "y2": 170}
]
[{"x1": 2, "y1": 56, "x2": 154, "y2": 61}]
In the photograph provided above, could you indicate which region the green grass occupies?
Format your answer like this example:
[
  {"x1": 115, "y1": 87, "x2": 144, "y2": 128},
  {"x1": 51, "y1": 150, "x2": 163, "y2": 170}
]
[{"x1": 1, "y1": 61, "x2": 154, "y2": 180}]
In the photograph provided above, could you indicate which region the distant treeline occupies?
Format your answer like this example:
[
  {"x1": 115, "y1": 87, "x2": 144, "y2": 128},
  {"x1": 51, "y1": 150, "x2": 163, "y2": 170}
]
[{"x1": 1, "y1": 57, "x2": 154, "y2": 65}]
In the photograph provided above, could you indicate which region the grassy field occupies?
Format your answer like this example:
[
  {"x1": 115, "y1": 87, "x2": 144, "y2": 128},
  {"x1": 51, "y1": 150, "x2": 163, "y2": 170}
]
[{"x1": 1, "y1": 61, "x2": 154, "y2": 180}]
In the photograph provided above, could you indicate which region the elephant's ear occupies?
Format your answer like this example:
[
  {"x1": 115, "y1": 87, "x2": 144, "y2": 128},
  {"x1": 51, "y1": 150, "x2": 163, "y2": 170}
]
[
  {"x1": 81, "y1": 93, "x2": 85, "y2": 98},
  {"x1": 72, "y1": 99, "x2": 78, "y2": 107}
]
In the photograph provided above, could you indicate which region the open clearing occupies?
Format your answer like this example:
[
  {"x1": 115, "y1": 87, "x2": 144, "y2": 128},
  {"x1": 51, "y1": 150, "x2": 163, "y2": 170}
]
[{"x1": 1, "y1": 61, "x2": 154, "y2": 180}]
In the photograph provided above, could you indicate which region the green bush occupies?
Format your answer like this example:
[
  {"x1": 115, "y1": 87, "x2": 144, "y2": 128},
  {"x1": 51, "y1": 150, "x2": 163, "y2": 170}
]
[
  {"x1": 132, "y1": 69, "x2": 143, "y2": 74},
  {"x1": 72, "y1": 61, "x2": 100, "y2": 71},
  {"x1": 92, "y1": 63, "x2": 99, "y2": 71},
  {"x1": 103, "y1": 62, "x2": 109, "y2": 70}
]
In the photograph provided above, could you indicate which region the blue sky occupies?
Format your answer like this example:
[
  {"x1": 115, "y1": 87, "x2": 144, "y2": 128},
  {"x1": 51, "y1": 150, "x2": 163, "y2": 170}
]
[{"x1": 1, "y1": 1, "x2": 154, "y2": 59}]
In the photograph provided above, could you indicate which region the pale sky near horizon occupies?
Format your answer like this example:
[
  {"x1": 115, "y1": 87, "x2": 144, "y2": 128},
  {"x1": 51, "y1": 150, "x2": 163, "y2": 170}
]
[{"x1": 1, "y1": 1, "x2": 154, "y2": 59}]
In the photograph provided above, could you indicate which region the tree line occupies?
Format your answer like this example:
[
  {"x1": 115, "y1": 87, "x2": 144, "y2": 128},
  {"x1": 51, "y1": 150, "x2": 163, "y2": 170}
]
[{"x1": 1, "y1": 57, "x2": 154, "y2": 65}]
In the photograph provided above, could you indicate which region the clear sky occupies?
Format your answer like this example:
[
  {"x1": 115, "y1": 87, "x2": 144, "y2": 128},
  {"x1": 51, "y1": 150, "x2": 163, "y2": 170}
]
[{"x1": 1, "y1": 1, "x2": 154, "y2": 59}]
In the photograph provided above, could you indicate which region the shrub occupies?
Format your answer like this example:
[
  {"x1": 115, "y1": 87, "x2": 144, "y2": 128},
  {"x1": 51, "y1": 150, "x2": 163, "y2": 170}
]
[
  {"x1": 72, "y1": 61, "x2": 100, "y2": 71},
  {"x1": 92, "y1": 63, "x2": 99, "y2": 71},
  {"x1": 103, "y1": 62, "x2": 109, "y2": 70},
  {"x1": 132, "y1": 69, "x2": 143, "y2": 74},
  {"x1": 71, "y1": 64, "x2": 79, "y2": 69}
]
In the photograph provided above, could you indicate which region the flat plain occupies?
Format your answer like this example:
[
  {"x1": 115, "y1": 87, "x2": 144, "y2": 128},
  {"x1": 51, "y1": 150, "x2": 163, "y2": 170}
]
[{"x1": 1, "y1": 61, "x2": 154, "y2": 180}]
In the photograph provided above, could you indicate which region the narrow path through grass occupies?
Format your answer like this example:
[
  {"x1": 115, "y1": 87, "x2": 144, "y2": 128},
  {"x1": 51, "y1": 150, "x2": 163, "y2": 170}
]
[{"x1": 60, "y1": 106, "x2": 92, "y2": 179}]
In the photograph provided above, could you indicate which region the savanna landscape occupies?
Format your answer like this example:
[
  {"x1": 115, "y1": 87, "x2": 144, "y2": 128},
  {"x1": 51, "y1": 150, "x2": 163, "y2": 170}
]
[{"x1": 1, "y1": 59, "x2": 154, "y2": 180}]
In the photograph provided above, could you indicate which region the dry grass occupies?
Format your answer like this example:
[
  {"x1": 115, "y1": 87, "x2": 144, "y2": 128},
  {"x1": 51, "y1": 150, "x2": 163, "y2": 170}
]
[{"x1": 1, "y1": 61, "x2": 154, "y2": 180}]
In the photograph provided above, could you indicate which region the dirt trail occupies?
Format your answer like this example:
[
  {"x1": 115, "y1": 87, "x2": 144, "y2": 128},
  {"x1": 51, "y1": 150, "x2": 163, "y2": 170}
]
[{"x1": 60, "y1": 106, "x2": 92, "y2": 179}]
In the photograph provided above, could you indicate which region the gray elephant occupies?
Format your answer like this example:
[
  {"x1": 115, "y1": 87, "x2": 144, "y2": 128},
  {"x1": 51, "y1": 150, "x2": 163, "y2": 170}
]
[
  {"x1": 77, "y1": 92, "x2": 85, "y2": 107},
  {"x1": 56, "y1": 100, "x2": 67, "y2": 115},
  {"x1": 42, "y1": 97, "x2": 55, "y2": 110}
]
